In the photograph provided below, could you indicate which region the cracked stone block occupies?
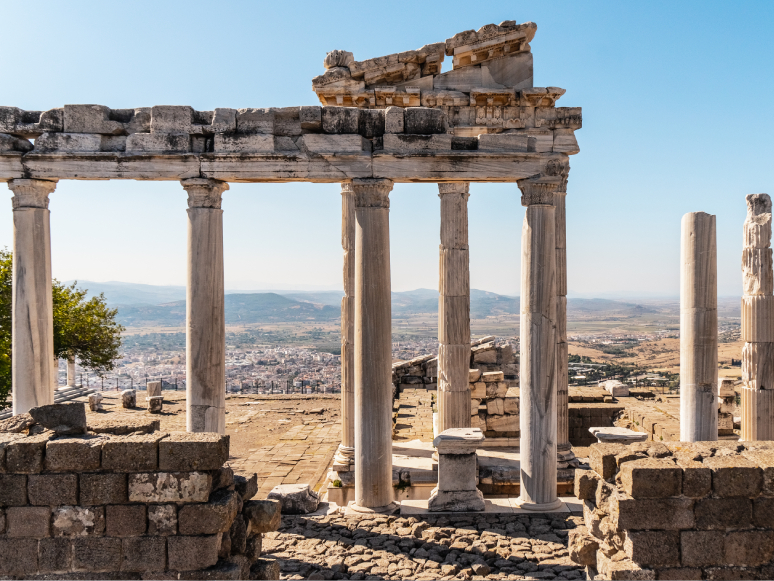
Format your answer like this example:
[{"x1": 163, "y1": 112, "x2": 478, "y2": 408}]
[{"x1": 129, "y1": 471, "x2": 212, "y2": 503}]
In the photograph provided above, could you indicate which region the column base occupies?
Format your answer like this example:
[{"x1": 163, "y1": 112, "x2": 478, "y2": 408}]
[
  {"x1": 333, "y1": 444, "x2": 355, "y2": 472},
  {"x1": 428, "y1": 487, "x2": 485, "y2": 512},
  {"x1": 514, "y1": 496, "x2": 563, "y2": 512},
  {"x1": 347, "y1": 501, "x2": 399, "y2": 515},
  {"x1": 557, "y1": 444, "x2": 577, "y2": 469}
]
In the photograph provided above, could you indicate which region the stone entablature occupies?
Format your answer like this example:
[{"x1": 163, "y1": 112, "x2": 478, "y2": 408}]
[
  {"x1": 571, "y1": 441, "x2": 774, "y2": 579},
  {"x1": 0, "y1": 427, "x2": 280, "y2": 579}
]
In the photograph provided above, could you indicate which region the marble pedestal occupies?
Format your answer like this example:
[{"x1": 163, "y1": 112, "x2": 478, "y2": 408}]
[{"x1": 428, "y1": 427, "x2": 485, "y2": 512}]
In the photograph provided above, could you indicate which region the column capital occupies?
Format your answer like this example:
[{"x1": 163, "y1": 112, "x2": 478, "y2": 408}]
[
  {"x1": 8, "y1": 179, "x2": 58, "y2": 209},
  {"x1": 438, "y1": 182, "x2": 470, "y2": 198},
  {"x1": 351, "y1": 179, "x2": 393, "y2": 209},
  {"x1": 181, "y1": 178, "x2": 229, "y2": 209},
  {"x1": 517, "y1": 179, "x2": 559, "y2": 207},
  {"x1": 341, "y1": 182, "x2": 354, "y2": 195}
]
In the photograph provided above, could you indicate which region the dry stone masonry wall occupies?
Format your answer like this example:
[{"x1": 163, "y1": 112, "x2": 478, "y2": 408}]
[
  {"x1": 0, "y1": 417, "x2": 280, "y2": 579},
  {"x1": 569, "y1": 441, "x2": 774, "y2": 580}
]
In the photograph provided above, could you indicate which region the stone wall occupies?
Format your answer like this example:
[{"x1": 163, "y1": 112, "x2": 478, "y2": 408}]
[
  {"x1": 391, "y1": 338, "x2": 520, "y2": 439},
  {"x1": 0, "y1": 426, "x2": 281, "y2": 579},
  {"x1": 569, "y1": 441, "x2": 774, "y2": 580}
]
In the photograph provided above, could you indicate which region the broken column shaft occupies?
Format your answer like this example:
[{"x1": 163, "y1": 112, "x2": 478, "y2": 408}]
[{"x1": 680, "y1": 211, "x2": 718, "y2": 441}]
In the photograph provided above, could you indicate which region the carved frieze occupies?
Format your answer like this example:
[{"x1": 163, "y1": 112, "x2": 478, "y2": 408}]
[{"x1": 445, "y1": 21, "x2": 537, "y2": 69}]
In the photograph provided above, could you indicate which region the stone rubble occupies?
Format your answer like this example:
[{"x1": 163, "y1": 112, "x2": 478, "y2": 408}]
[
  {"x1": 265, "y1": 512, "x2": 584, "y2": 581},
  {"x1": 268, "y1": 483, "x2": 321, "y2": 515}
]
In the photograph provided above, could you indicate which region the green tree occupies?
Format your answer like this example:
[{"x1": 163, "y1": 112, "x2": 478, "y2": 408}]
[{"x1": 0, "y1": 250, "x2": 124, "y2": 408}]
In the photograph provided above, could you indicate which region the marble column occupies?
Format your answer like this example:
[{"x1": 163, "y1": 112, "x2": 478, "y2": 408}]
[
  {"x1": 9, "y1": 179, "x2": 58, "y2": 414},
  {"x1": 554, "y1": 187, "x2": 575, "y2": 466},
  {"x1": 182, "y1": 178, "x2": 229, "y2": 434},
  {"x1": 67, "y1": 357, "x2": 76, "y2": 387},
  {"x1": 680, "y1": 212, "x2": 718, "y2": 441},
  {"x1": 334, "y1": 183, "x2": 356, "y2": 470},
  {"x1": 437, "y1": 182, "x2": 471, "y2": 432},
  {"x1": 351, "y1": 178, "x2": 397, "y2": 513},
  {"x1": 516, "y1": 180, "x2": 561, "y2": 511},
  {"x1": 741, "y1": 194, "x2": 774, "y2": 440}
]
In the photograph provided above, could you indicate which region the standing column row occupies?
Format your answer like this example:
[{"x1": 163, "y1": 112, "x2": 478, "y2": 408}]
[
  {"x1": 182, "y1": 178, "x2": 229, "y2": 434},
  {"x1": 517, "y1": 180, "x2": 561, "y2": 511},
  {"x1": 741, "y1": 194, "x2": 774, "y2": 440},
  {"x1": 9, "y1": 179, "x2": 57, "y2": 414},
  {"x1": 437, "y1": 183, "x2": 471, "y2": 433},
  {"x1": 334, "y1": 183, "x2": 356, "y2": 469}
]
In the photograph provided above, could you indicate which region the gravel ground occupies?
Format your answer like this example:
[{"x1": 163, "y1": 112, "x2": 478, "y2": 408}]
[{"x1": 264, "y1": 512, "x2": 586, "y2": 580}]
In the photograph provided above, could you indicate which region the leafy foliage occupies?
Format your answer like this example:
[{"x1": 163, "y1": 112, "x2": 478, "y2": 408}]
[{"x1": 0, "y1": 250, "x2": 124, "y2": 408}]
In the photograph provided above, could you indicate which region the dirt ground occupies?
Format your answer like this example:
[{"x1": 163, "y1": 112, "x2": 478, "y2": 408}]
[{"x1": 84, "y1": 390, "x2": 341, "y2": 464}]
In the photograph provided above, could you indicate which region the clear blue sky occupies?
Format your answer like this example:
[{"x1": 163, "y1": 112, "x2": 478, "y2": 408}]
[{"x1": 1, "y1": 1, "x2": 772, "y2": 297}]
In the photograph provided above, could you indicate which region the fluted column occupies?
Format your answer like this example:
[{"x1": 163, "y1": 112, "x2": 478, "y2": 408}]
[
  {"x1": 182, "y1": 178, "x2": 229, "y2": 434},
  {"x1": 437, "y1": 182, "x2": 471, "y2": 432},
  {"x1": 516, "y1": 180, "x2": 561, "y2": 510},
  {"x1": 680, "y1": 212, "x2": 718, "y2": 441},
  {"x1": 334, "y1": 183, "x2": 356, "y2": 469},
  {"x1": 9, "y1": 179, "x2": 57, "y2": 414},
  {"x1": 554, "y1": 186, "x2": 575, "y2": 465},
  {"x1": 741, "y1": 194, "x2": 774, "y2": 440},
  {"x1": 351, "y1": 178, "x2": 396, "y2": 513}
]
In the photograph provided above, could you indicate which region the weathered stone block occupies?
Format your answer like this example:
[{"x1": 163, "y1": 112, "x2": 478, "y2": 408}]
[
  {"x1": 596, "y1": 551, "x2": 655, "y2": 580},
  {"x1": 0, "y1": 474, "x2": 27, "y2": 506},
  {"x1": 624, "y1": 531, "x2": 679, "y2": 567},
  {"x1": 322, "y1": 107, "x2": 359, "y2": 134},
  {"x1": 148, "y1": 504, "x2": 177, "y2": 535},
  {"x1": 613, "y1": 496, "x2": 694, "y2": 530},
  {"x1": 128, "y1": 472, "x2": 211, "y2": 503},
  {"x1": 245, "y1": 534, "x2": 262, "y2": 560},
  {"x1": 358, "y1": 109, "x2": 384, "y2": 138},
  {"x1": 574, "y1": 469, "x2": 600, "y2": 501},
  {"x1": 213, "y1": 466, "x2": 234, "y2": 491},
  {"x1": 106, "y1": 504, "x2": 147, "y2": 537},
  {"x1": 567, "y1": 527, "x2": 598, "y2": 566},
  {"x1": 80, "y1": 473, "x2": 128, "y2": 505},
  {"x1": 178, "y1": 489, "x2": 238, "y2": 535},
  {"x1": 63, "y1": 105, "x2": 124, "y2": 135},
  {"x1": 0, "y1": 415, "x2": 34, "y2": 434},
  {"x1": 229, "y1": 514, "x2": 247, "y2": 554},
  {"x1": 470, "y1": 382, "x2": 486, "y2": 398},
  {"x1": 51, "y1": 506, "x2": 104, "y2": 536},
  {"x1": 299, "y1": 106, "x2": 322, "y2": 131},
  {"x1": 754, "y1": 497, "x2": 774, "y2": 527},
  {"x1": 125, "y1": 133, "x2": 190, "y2": 153},
  {"x1": 384, "y1": 106, "x2": 404, "y2": 133},
  {"x1": 654, "y1": 568, "x2": 702, "y2": 580},
  {"x1": 73, "y1": 537, "x2": 122, "y2": 572},
  {"x1": 213, "y1": 133, "x2": 273, "y2": 153},
  {"x1": 302, "y1": 134, "x2": 370, "y2": 152},
  {"x1": 620, "y1": 458, "x2": 682, "y2": 498},
  {"x1": 404, "y1": 107, "x2": 446, "y2": 134},
  {"x1": 478, "y1": 133, "x2": 530, "y2": 152},
  {"x1": 6, "y1": 433, "x2": 51, "y2": 473},
  {"x1": 485, "y1": 414, "x2": 518, "y2": 433},
  {"x1": 121, "y1": 389, "x2": 136, "y2": 408},
  {"x1": 167, "y1": 535, "x2": 220, "y2": 571},
  {"x1": 28, "y1": 403, "x2": 87, "y2": 435},
  {"x1": 236, "y1": 108, "x2": 274, "y2": 134},
  {"x1": 704, "y1": 455, "x2": 762, "y2": 498},
  {"x1": 150, "y1": 105, "x2": 193, "y2": 133},
  {"x1": 45, "y1": 436, "x2": 103, "y2": 472},
  {"x1": 159, "y1": 432, "x2": 229, "y2": 471},
  {"x1": 694, "y1": 497, "x2": 752, "y2": 530},
  {"x1": 28, "y1": 474, "x2": 78, "y2": 505},
  {"x1": 267, "y1": 483, "x2": 320, "y2": 514},
  {"x1": 39, "y1": 537, "x2": 72, "y2": 573},
  {"x1": 486, "y1": 398, "x2": 504, "y2": 415},
  {"x1": 681, "y1": 530, "x2": 725, "y2": 567},
  {"x1": 148, "y1": 396, "x2": 164, "y2": 413},
  {"x1": 243, "y1": 499, "x2": 281, "y2": 534},
  {"x1": 122, "y1": 536, "x2": 167, "y2": 572},
  {"x1": 724, "y1": 530, "x2": 774, "y2": 567},
  {"x1": 250, "y1": 558, "x2": 280, "y2": 580},
  {"x1": 0, "y1": 538, "x2": 38, "y2": 575},
  {"x1": 179, "y1": 558, "x2": 247, "y2": 580},
  {"x1": 503, "y1": 393, "x2": 519, "y2": 414},
  {"x1": 676, "y1": 459, "x2": 711, "y2": 498},
  {"x1": 741, "y1": 449, "x2": 774, "y2": 495},
  {"x1": 234, "y1": 473, "x2": 258, "y2": 502},
  {"x1": 382, "y1": 133, "x2": 451, "y2": 151},
  {"x1": 6, "y1": 506, "x2": 50, "y2": 537},
  {"x1": 589, "y1": 443, "x2": 625, "y2": 480},
  {"x1": 35, "y1": 132, "x2": 102, "y2": 152}
]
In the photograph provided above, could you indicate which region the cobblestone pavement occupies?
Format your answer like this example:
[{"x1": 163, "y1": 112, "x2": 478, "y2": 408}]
[
  {"x1": 264, "y1": 512, "x2": 585, "y2": 580},
  {"x1": 230, "y1": 420, "x2": 341, "y2": 497},
  {"x1": 393, "y1": 387, "x2": 434, "y2": 442}
]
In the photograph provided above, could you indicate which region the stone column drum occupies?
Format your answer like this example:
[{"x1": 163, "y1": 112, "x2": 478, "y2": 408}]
[
  {"x1": 334, "y1": 183, "x2": 356, "y2": 470},
  {"x1": 741, "y1": 194, "x2": 774, "y2": 440},
  {"x1": 9, "y1": 179, "x2": 57, "y2": 414},
  {"x1": 181, "y1": 178, "x2": 229, "y2": 434},
  {"x1": 351, "y1": 178, "x2": 397, "y2": 513},
  {"x1": 516, "y1": 181, "x2": 561, "y2": 510},
  {"x1": 680, "y1": 212, "x2": 718, "y2": 441},
  {"x1": 437, "y1": 182, "x2": 471, "y2": 432},
  {"x1": 554, "y1": 188, "x2": 575, "y2": 466}
]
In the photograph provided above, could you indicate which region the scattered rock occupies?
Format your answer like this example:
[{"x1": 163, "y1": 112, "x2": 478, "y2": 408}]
[
  {"x1": 121, "y1": 389, "x2": 137, "y2": 408},
  {"x1": 0, "y1": 413, "x2": 34, "y2": 433},
  {"x1": 267, "y1": 483, "x2": 320, "y2": 514},
  {"x1": 28, "y1": 402, "x2": 87, "y2": 434}
]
